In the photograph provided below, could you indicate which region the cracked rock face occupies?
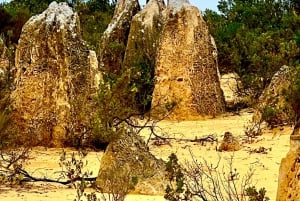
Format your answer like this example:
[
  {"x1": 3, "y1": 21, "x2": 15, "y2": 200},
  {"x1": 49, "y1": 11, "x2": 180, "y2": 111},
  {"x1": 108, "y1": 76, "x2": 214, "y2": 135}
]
[
  {"x1": 0, "y1": 38, "x2": 8, "y2": 81},
  {"x1": 96, "y1": 129, "x2": 167, "y2": 195},
  {"x1": 8, "y1": 2, "x2": 99, "y2": 147},
  {"x1": 122, "y1": 0, "x2": 165, "y2": 112},
  {"x1": 151, "y1": 1, "x2": 225, "y2": 120},
  {"x1": 253, "y1": 65, "x2": 295, "y2": 126},
  {"x1": 98, "y1": 0, "x2": 140, "y2": 76}
]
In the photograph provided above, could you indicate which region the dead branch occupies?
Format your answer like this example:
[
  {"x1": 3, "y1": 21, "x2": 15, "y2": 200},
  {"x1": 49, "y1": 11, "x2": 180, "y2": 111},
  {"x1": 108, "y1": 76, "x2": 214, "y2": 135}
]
[{"x1": 16, "y1": 168, "x2": 96, "y2": 185}]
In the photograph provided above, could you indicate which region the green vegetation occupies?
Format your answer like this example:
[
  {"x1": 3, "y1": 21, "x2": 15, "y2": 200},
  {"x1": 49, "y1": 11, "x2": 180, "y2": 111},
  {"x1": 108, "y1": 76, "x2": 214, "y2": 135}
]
[
  {"x1": 0, "y1": 0, "x2": 114, "y2": 49},
  {"x1": 204, "y1": 0, "x2": 300, "y2": 99}
]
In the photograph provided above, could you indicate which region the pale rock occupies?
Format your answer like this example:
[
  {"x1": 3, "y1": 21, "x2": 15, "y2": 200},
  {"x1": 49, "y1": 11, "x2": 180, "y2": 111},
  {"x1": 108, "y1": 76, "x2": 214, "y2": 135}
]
[
  {"x1": 122, "y1": 0, "x2": 165, "y2": 111},
  {"x1": 8, "y1": 2, "x2": 98, "y2": 147},
  {"x1": 151, "y1": 3, "x2": 225, "y2": 120},
  {"x1": 98, "y1": 0, "x2": 140, "y2": 75},
  {"x1": 253, "y1": 65, "x2": 294, "y2": 126},
  {"x1": 277, "y1": 135, "x2": 300, "y2": 201},
  {"x1": 89, "y1": 50, "x2": 103, "y2": 89},
  {"x1": 96, "y1": 130, "x2": 167, "y2": 195},
  {"x1": 220, "y1": 73, "x2": 244, "y2": 108},
  {"x1": 0, "y1": 38, "x2": 8, "y2": 80}
]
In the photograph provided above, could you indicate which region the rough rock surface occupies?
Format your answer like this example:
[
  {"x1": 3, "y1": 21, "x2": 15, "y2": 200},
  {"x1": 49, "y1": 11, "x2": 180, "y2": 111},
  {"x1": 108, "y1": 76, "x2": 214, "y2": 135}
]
[
  {"x1": 8, "y1": 2, "x2": 99, "y2": 147},
  {"x1": 253, "y1": 65, "x2": 294, "y2": 126},
  {"x1": 96, "y1": 130, "x2": 167, "y2": 195},
  {"x1": 123, "y1": 0, "x2": 165, "y2": 71},
  {"x1": 0, "y1": 38, "x2": 9, "y2": 112},
  {"x1": 220, "y1": 73, "x2": 244, "y2": 108},
  {"x1": 277, "y1": 135, "x2": 300, "y2": 201},
  {"x1": 0, "y1": 38, "x2": 7, "y2": 59},
  {"x1": 218, "y1": 131, "x2": 241, "y2": 152},
  {"x1": 151, "y1": 0, "x2": 225, "y2": 119},
  {"x1": 0, "y1": 38, "x2": 8, "y2": 81},
  {"x1": 98, "y1": 0, "x2": 140, "y2": 75},
  {"x1": 122, "y1": 0, "x2": 165, "y2": 111}
]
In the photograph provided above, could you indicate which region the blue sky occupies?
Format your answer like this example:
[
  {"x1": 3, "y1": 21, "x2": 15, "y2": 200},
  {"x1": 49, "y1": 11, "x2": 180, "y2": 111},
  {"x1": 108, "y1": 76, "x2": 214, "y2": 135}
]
[
  {"x1": 139, "y1": 0, "x2": 219, "y2": 11},
  {"x1": 0, "y1": 0, "x2": 219, "y2": 11},
  {"x1": 190, "y1": 0, "x2": 219, "y2": 11}
]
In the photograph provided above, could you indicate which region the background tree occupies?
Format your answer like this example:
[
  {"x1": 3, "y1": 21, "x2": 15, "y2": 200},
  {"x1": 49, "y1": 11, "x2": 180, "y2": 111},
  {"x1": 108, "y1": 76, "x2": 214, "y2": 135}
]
[
  {"x1": 0, "y1": 0, "x2": 114, "y2": 49},
  {"x1": 204, "y1": 0, "x2": 300, "y2": 100}
]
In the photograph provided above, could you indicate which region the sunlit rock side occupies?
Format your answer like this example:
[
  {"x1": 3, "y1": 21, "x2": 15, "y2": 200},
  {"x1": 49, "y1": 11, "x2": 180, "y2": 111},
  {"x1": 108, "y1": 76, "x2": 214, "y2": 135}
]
[
  {"x1": 122, "y1": 0, "x2": 166, "y2": 111},
  {"x1": 253, "y1": 65, "x2": 295, "y2": 126},
  {"x1": 151, "y1": 0, "x2": 225, "y2": 120},
  {"x1": 98, "y1": 0, "x2": 140, "y2": 76},
  {"x1": 8, "y1": 2, "x2": 99, "y2": 147}
]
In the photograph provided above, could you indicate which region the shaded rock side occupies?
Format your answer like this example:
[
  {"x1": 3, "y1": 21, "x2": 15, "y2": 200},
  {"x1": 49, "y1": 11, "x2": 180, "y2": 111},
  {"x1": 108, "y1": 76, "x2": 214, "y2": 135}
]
[
  {"x1": 253, "y1": 65, "x2": 295, "y2": 127},
  {"x1": 151, "y1": 1, "x2": 225, "y2": 120},
  {"x1": 98, "y1": 0, "x2": 140, "y2": 76},
  {"x1": 96, "y1": 130, "x2": 167, "y2": 195},
  {"x1": 277, "y1": 136, "x2": 300, "y2": 201},
  {"x1": 122, "y1": 0, "x2": 165, "y2": 111},
  {"x1": 8, "y1": 2, "x2": 99, "y2": 147}
]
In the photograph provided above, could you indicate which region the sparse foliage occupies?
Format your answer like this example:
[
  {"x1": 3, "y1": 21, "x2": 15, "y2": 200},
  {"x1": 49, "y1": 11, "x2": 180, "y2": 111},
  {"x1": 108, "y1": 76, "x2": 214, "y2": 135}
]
[
  {"x1": 165, "y1": 152, "x2": 269, "y2": 201},
  {"x1": 204, "y1": 0, "x2": 300, "y2": 100}
]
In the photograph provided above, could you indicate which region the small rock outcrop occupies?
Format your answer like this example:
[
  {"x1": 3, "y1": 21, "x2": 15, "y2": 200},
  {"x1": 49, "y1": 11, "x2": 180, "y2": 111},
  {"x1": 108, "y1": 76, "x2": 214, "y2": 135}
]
[
  {"x1": 98, "y1": 0, "x2": 140, "y2": 75},
  {"x1": 151, "y1": 0, "x2": 225, "y2": 120},
  {"x1": 253, "y1": 65, "x2": 294, "y2": 127},
  {"x1": 218, "y1": 131, "x2": 241, "y2": 152},
  {"x1": 96, "y1": 130, "x2": 167, "y2": 195},
  {"x1": 7, "y1": 2, "x2": 99, "y2": 147}
]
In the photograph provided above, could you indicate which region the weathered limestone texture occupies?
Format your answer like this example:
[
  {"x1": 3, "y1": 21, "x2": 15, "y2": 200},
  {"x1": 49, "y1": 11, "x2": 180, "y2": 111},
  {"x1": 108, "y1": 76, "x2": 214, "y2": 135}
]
[
  {"x1": 277, "y1": 134, "x2": 300, "y2": 201},
  {"x1": 0, "y1": 38, "x2": 10, "y2": 112},
  {"x1": 253, "y1": 65, "x2": 294, "y2": 126},
  {"x1": 0, "y1": 38, "x2": 7, "y2": 60},
  {"x1": 122, "y1": 0, "x2": 165, "y2": 111},
  {"x1": 151, "y1": 0, "x2": 225, "y2": 120},
  {"x1": 0, "y1": 38, "x2": 8, "y2": 81},
  {"x1": 8, "y1": 2, "x2": 99, "y2": 147},
  {"x1": 96, "y1": 129, "x2": 167, "y2": 195},
  {"x1": 218, "y1": 131, "x2": 241, "y2": 152},
  {"x1": 123, "y1": 0, "x2": 165, "y2": 68},
  {"x1": 220, "y1": 73, "x2": 244, "y2": 108},
  {"x1": 98, "y1": 0, "x2": 140, "y2": 75}
]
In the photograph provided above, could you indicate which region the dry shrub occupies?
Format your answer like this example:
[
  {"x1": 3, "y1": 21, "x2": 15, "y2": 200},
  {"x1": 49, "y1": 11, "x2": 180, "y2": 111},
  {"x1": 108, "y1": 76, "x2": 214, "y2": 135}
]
[{"x1": 165, "y1": 152, "x2": 269, "y2": 201}]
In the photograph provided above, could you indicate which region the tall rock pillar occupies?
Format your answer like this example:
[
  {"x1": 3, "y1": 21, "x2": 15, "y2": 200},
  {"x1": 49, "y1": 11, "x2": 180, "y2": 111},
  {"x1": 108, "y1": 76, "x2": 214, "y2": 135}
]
[
  {"x1": 7, "y1": 2, "x2": 99, "y2": 147},
  {"x1": 151, "y1": 0, "x2": 225, "y2": 120}
]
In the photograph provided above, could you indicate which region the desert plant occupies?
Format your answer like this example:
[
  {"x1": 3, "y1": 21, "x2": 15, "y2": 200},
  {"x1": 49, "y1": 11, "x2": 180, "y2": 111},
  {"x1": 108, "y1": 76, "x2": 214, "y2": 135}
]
[
  {"x1": 58, "y1": 150, "x2": 136, "y2": 201},
  {"x1": 246, "y1": 186, "x2": 270, "y2": 201},
  {"x1": 0, "y1": 146, "x2": 31, "y2": 185},
  {"x1": 165, "y1": 152, "x2": 269, "y2": 201},
  {"x1": 244, "y1": 121, "x2": 263, "y2": 143}
]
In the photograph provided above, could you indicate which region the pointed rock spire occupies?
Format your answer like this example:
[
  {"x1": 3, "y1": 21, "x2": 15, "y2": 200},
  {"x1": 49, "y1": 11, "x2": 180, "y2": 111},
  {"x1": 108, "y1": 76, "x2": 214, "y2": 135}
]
[
  {"x1": 7, "y1": 2, "x2": 99, "y2": 147},
  {"x1": 98, "y1": 0, "x2": 140, "y2": 75},
  {"x1": 151, "y1": 2, "x2": 225, "y2": 119}
]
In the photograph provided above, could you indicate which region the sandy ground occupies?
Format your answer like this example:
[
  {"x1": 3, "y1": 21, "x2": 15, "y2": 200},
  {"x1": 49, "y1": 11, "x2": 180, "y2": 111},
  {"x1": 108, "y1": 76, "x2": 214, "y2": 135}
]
[{"x1": 0, "y1": 109, "x2": 292, "y2": 201}]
